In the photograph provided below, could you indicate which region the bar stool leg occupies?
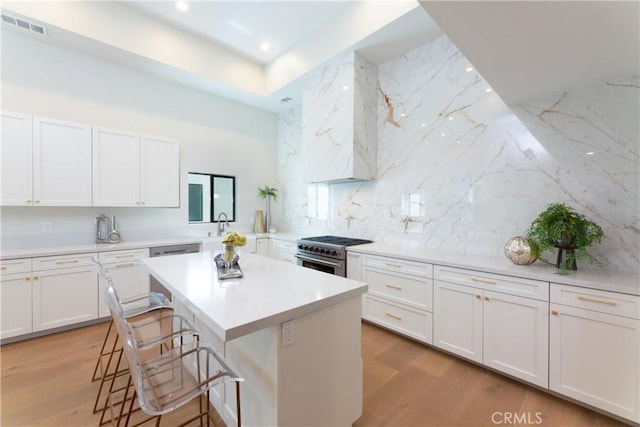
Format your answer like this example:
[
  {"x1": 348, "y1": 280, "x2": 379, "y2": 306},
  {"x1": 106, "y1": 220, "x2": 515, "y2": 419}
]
[{"x1": 92, "y1": 320, "x2": 115, "y2": 382}]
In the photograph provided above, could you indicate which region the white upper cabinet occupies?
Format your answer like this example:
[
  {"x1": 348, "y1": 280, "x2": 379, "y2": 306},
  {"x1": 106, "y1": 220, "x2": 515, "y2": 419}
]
[
  {"x1": 2, "y1": 113, "x2": 92, "y2": 206},
  {"x1": 92, "y1": 127, "x2": 141, "y2": 206},
  {"x1": 140, "y1": 134, "x2": 180, "y2": 207},
  {"x1": 1, "y1": 112, "x2": 33, "y2": 206},
  {"x1": 93, "y1": 128, "x2": 179, "y2": 207},
  {"x1": 33, "y1": 116, "x2": 92, "y2": 206}
]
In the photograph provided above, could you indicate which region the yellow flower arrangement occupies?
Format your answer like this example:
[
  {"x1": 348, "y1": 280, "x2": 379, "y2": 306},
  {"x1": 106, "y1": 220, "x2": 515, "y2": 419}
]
[{"x1": 221, "y1": 231, "x2": 246, "y2": 264}]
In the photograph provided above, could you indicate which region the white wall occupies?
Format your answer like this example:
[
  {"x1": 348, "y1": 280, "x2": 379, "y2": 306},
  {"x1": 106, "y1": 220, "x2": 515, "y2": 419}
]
[
  {"x1": 277, "y1": 35, "x2": 639, "y2": 273},
  {"x1": 1, "y1": 31, "x2": 278, "y2": 247}
]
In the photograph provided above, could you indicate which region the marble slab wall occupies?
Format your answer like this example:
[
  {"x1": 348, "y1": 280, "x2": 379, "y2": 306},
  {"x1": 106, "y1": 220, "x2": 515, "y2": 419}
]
[{"x1": 276, "y1": 35, "x2": 639, "y2": 272}]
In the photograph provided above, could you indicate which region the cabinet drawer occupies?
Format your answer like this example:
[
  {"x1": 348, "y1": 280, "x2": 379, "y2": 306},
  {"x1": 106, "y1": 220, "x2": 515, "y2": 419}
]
[
  {"x1": 276, "y1": 240, "x2": 297, "y2": 252},
  {"x1": 364, "y1": 267, "x2": 432, "y2": 311},
  {"x1": 277, "y1": 250, "x2": 297, "y2": 264},
  {"x1": 99, "y1": 248, "x2": 149, "y2": 264},
  {"x1": 434, "y1": 265, "x2": 548, "y2": 301},
  {"x1": 0, "y1": 258, "x2": 31, "y2": 275},
  {"x1": 33, "y1": 253, "x2": 97, "y2": 271},
  {"x1": 551, "y1": 284, "x2": 639, "y2": 319},
  {"x1": 362, "y1": 254, "x2": 432, "y2": 278},
  {"x1": 363, "y1": 295, "x2": 432, "y2": 344}
]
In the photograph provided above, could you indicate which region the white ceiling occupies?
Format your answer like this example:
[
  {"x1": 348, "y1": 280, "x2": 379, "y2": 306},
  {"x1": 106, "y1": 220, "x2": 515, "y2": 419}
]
[
  {"x1": 125, "y1": 1, "x2": 351, "y2": 64},
  {"x1": 1, "y1": 1, "x2": 440, "y2": 111},
  {"x1": 420, "y1": 1, "x2": 640, "y2": 105}
]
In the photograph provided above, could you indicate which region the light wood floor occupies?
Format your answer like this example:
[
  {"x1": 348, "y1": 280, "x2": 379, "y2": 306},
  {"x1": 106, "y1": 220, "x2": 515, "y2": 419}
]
[{"x1": 0, "y1": 321, "x2": 629, "y2": 426}]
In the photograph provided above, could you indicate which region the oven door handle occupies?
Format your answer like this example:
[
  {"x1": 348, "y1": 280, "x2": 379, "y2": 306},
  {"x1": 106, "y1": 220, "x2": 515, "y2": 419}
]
[{"x1": 295, "y1": 254, "x2": 342, "y2": 267}]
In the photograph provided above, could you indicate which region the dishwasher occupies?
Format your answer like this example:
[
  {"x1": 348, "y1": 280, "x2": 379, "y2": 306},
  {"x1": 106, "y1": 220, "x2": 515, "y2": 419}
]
[{"x1": 149, "y1": 243, "x2": 200, "y2": 298}]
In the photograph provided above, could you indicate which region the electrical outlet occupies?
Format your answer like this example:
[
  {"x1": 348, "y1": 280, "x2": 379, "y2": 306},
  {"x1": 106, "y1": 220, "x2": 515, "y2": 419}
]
[
  {"x1": 282, "y1": 320, "x2": 295, "y2": 347},
  {"x1": 42, "y1": 222, "x2": 53, "y2": 233}
]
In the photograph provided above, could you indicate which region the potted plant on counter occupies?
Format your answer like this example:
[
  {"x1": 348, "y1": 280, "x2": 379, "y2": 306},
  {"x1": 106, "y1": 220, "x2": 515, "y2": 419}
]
[
  {"x1": 525, "y1": 203, "x2": 605, "y2": 274},
  {"x1": 257, "y1": 185, "x2": 278, "y2": 233}
]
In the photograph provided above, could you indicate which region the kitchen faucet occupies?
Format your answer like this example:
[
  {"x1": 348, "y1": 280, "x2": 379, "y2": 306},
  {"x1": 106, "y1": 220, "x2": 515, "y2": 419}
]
[{"x1": 217, "y1": 212, "x2": 229, "y2": 236}]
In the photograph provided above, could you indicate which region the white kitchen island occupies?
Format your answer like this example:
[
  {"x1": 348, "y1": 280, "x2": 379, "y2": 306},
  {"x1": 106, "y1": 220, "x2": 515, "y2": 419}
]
[{"x1": 141, "y1": 251, "x2": 368, "y2": 427}]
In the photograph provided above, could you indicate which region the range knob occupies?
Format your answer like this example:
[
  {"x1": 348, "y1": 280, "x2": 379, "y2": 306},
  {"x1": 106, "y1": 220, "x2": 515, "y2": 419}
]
[
  {"x1": 320, "y1": 248, "x2": 326, "y2": 254},
  {"x1": 298, "y1": 244, "x2": 303, "y2": 250},
  {"x1": 332, "y1": 250, "x2": 338, "y2": 256}
]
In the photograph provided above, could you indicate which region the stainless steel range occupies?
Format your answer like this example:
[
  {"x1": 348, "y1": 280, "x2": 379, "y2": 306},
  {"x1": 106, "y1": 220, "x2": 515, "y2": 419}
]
[{"x1": 296, "y1": 235, "x2": 372, "y2": 277}]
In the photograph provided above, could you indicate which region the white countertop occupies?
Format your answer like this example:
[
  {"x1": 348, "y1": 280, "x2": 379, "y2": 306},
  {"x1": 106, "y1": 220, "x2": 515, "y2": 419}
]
[
  {"x1": 348, "y1": 243, "x2": 640, "y2": 296},
  {"x1": 141, "y1": 250, "x2": 367, "y2": 341},
  {"x1": 0, "y1": 237, "x2": 203, "y2": 260}
]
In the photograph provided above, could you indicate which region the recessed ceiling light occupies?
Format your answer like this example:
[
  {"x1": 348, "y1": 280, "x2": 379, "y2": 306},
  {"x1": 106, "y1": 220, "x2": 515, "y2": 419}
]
[
  {"x1": 586, "y1": 151, "x2": 595, "y2": 155},
  {"x1": 448, "y1": 117, "x2": 454, "y2": 121},
  {"x1": 485, "y1": 88, "x2": 492, "y2": 93},
  {"x1": 400, "y1": 113, "x2": 406, "y2": 117},
  {"x1": 456, "y1": 140, "x2": 462, "y2": 144},
  {"x1": 441, "y1": 133, "x2": 446, "y2": 137},
  {"x1": 260, "y1": 42, "x2": 270, "y2": 52},
  {"x1": 421, "y1": 123, "x2": 426, "y2": 127},
  {"x1": 466, "y1": 67, "x2": 473, "y2": 72},
  {"x1": 342, "y1": 85, "x2": 349, "y2": 91},
  {"x1": 176, "y1": 1, "x2": 188, "y2": 11}
]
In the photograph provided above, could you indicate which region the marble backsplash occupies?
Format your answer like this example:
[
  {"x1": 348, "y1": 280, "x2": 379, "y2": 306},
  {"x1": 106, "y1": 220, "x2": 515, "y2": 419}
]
[{"x1": 275, "y1": 35, "x2": 639, "y2": 272}]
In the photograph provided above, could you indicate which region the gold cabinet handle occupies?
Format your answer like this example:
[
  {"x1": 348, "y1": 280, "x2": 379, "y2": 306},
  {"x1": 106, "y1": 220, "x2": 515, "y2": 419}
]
[
  {"x1": 385, "y1": 312, "x2": 402, "y2": 321},
  {"x1": 385, "y1": 284, "x2": 402, "y2": 291},
  {"x1": 116, "y1": 254, "x2": 136, "y2": 259},
  {"x1": 551, "y1": 310, "x2": 559, "y2": 316},
  {"x1": 471, "y1": 277, "x2": 496, "y2": 285},
  {"x1": 347, "y1": 253, "x2": 360, "y2": 258},
  {"x1": 577, "y1": 295, "x2": 617, "y2": 306},
  {"x1": 1, "y1": 266, "x2": 6, "y2": 270},
  {"x1": 475, "y1": 294, "x2": 481, "y2": 299},
  {"x1": 25, "y1": 277, "x2": 31, "y2": 282},
  {"x1": 34, "y1": 200, "x2": 40, "y2": 204},
  {"x1": 56, "y1": 259, "x2": 79, "y2": 265},
  {"x1": 33, "y1": 276, "x2": 39, "y2": 280},
  {"x1": 27, "y1": 199, "x2": 32, "y2": 204},
  {"x1": 385, "y1": 262, "x2": 402, "y2": 268},
  {"x1": 114, "y1": 262, "x2": 135, "y2": 268},
  {"x1": 484, "y1": 296, "x2": 490, "y2": 301}
]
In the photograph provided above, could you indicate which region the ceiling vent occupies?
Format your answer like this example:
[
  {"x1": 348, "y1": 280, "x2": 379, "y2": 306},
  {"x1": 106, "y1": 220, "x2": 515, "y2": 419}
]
[{"x1": 1, "y1": 13, "x2": 47, "y2": 36}]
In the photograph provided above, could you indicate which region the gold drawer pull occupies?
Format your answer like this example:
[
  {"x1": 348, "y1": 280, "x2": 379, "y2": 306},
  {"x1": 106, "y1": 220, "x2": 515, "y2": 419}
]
[
  {"x1": 475, "y1": 294, "x2": 481, "y2": 299},
  {"x1": 56, "y1": 259, "x2": 79, "y2": 265},
  {"x1": 347, "y1": 253, "x2": 360, "y2": 258},
  {"x1": 385, "y1": 262, "x2": 402, "y2": 268},
  {"x1": 385, "y1": 312, "x2": 402, "y2": 321},
  {"x1": 484, "y1": 296, "x2": 490, "y2": 301},
  {"x1": 385, "y1": 284, "x2": 402, "y2": 291},
  {"x1": 116, "y1": 254, "x2": 136, "y2": 259},
  {"x1": 115, "y1": 262, "x2": 135, "y2": 268},
  {"x1": 1, "y1": 266, "x2": 6, "y2": 270},
  {"x1": 25, "y1": 277, "x2": 31, "y2": 282},
  {"x1": 33, "y1": 276, "x2": 39, "y2": 280},
  {"x1": 551, "y1": 310, "x2": 559, "y2": 315},
  {"x1": 577, "y1": 295, "x2": 617, "y2": 306},
  {"x1": 471, "y1": 277, "x2": 496, "y2": 285}
]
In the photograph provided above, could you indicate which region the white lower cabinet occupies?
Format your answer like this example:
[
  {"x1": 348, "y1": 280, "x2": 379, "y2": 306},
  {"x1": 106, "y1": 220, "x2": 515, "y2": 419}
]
[
  {"x1": 0, "y1": 258, "x2": 33, "y2": 339},
  {"x1": 433, "y1": 266, "x2": 549, "y2": 387},
  {"x1": 433, "y1": 281, "x2": 483, "y2": 362},
  {"x1": 256, "y1": 238, "x2": 269, "y2": 257},
  {"x1": 361, "y1": 254, "x2": 433, "y2": 344},
  {"x1": 549, "y1": 284, "x2": 639, "y2": 423},
  {"x1": 275, "y1": 240, "x2": 297, "y2": 264},
  {"x1": 97, "y1": 249, "x2": 150, "y2": 317},
  {"x1": 32, "y1": 263, "x2": 98, "y2": 332},
  {"x1": 346, "y1": 252, "x2": 362, "y2": 281}
]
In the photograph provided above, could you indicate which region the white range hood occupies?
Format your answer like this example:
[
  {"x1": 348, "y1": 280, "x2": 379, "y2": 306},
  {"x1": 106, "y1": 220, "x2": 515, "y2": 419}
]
[{"x1": 302, "y1": 51, "x2": 378, "y2": 184}]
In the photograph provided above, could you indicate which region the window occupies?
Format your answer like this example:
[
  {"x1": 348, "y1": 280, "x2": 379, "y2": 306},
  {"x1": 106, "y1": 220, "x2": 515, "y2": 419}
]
[
  {"x1": 188, "y1": 173, "x2": 235, "y2": 223},
  {"x1": 308, "y1": 184, "x2": 330, "y2": 219}
]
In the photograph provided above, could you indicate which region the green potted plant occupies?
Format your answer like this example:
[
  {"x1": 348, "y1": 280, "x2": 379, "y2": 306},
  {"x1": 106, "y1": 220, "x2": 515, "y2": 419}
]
[
  {"x1": 257, "y1": 185, "x2": 278, "y2": 232},
  {"x1": 525, "y1": 203, "x2": 605, "y2": 274}
]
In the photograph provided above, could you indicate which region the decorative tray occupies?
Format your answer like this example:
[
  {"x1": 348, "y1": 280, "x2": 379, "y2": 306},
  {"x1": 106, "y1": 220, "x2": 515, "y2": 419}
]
[{"x1": 214, "y1": 254, "x2": 243, "y2": 280}]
